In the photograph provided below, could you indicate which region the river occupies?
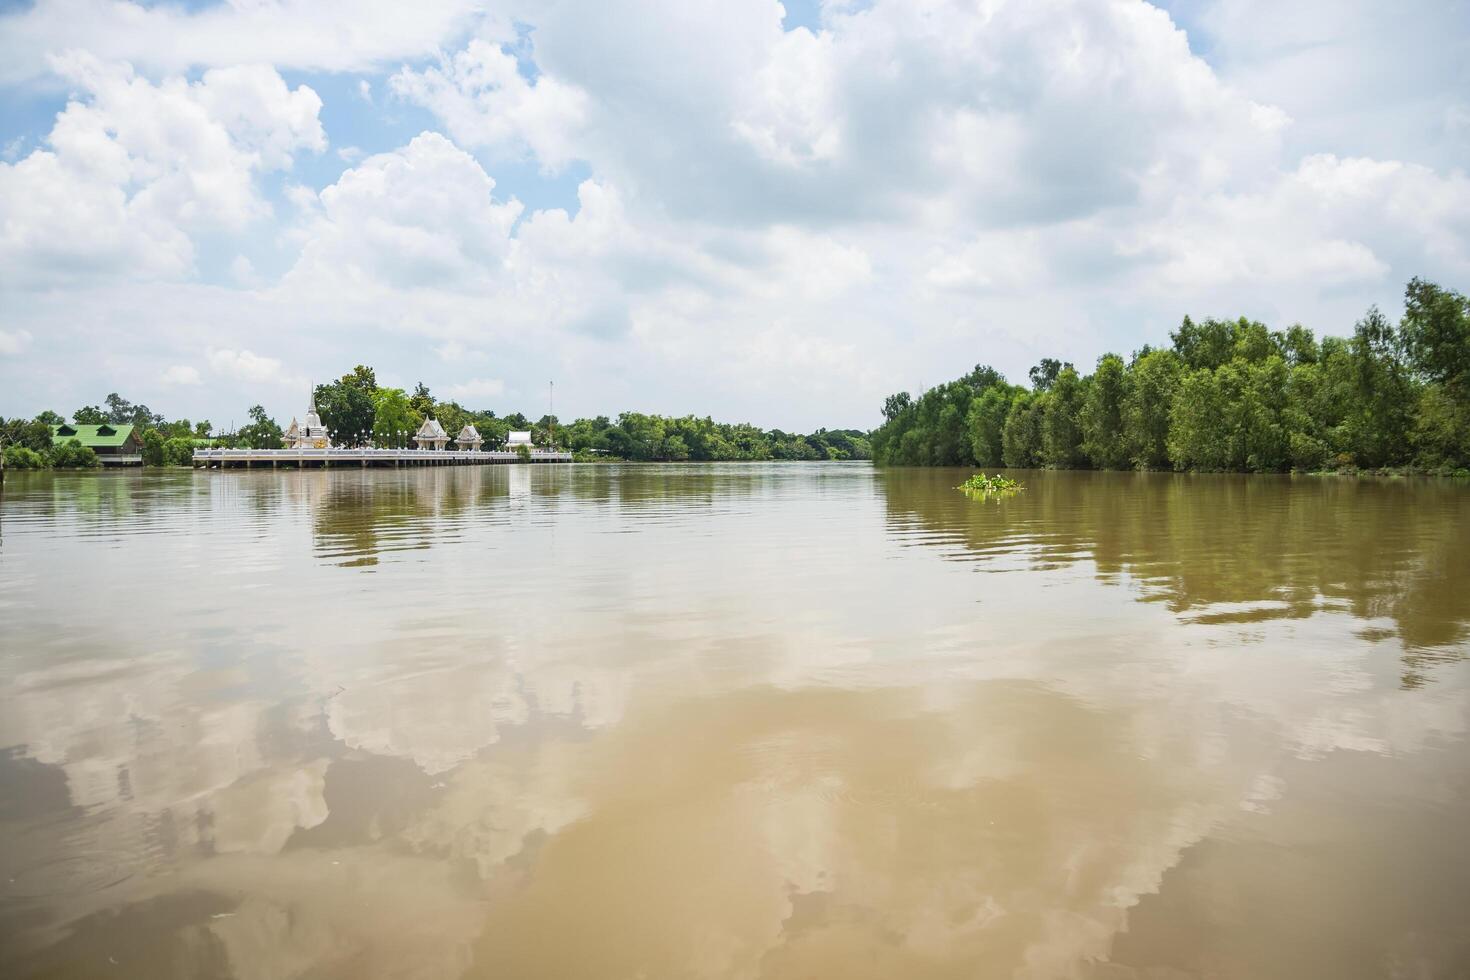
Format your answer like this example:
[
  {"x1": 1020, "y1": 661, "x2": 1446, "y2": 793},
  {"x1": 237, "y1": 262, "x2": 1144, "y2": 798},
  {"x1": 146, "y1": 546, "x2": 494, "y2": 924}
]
[{"x1": 1, "y1": 464, "x2": 1467, "y2": 978}]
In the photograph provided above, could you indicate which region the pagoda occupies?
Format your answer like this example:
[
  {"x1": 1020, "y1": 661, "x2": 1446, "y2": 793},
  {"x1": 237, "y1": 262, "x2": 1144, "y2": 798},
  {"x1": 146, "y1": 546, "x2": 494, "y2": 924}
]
[
  {"x1": 283, "y1": 392, "x2": 331, "y2": 449},
  {"x1": 454, "y1": 424, "x2": 483, "y2": 452},
  {"x1": 413, "y1": 417, "x2": 449, "y2": 450}
]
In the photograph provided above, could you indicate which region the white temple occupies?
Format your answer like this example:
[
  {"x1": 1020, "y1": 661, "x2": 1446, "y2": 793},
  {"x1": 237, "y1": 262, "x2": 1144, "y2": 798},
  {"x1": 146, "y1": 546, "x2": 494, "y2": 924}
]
[
  {"x1": 413, "y1": 417, "x2": 450, "y2": 450},
  {"x1": 283, "y1": 393, "x2": 331, "y2": 449},
  {"x1": 454, "y1": 424, "x2": 483, "y2": 452},
  {"x1": 506, "y1": 431, "x2": 533, "y2": 450}
]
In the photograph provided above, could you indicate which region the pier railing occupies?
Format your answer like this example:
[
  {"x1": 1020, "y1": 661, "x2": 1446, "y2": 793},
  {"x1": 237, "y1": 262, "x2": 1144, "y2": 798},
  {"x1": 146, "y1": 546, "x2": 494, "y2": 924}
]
[{"x1": 193, "y1": 447, "x2": 572, "y2": 467}]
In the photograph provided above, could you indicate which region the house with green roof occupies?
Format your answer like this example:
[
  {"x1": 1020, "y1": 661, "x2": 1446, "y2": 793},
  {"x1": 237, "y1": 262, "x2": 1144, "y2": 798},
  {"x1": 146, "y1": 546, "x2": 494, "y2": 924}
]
[{"x1": 51, "y1": 423, "x2": 144, "y2": 464}]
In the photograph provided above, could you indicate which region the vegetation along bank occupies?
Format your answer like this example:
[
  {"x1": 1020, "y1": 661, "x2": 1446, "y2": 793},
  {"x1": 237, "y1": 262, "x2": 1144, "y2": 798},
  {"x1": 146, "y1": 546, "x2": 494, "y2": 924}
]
[{"x1": 873, "y1": 278, "x2": 1470, "y2": 475}]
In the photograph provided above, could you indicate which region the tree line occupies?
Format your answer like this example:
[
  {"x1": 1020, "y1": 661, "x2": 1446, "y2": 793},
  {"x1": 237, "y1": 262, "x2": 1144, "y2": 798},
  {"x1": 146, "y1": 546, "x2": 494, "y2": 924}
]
[
  {"x1": 299, "y1": 366, "x2": 870, "y2": 462},
  {"x1": 2, "y1": 368, "x2": 871, "y2": 468},
  {"x1": 1, "y1": 394, "x2": 214, "y2": 470},
  {"x1": 872, "y1": 278, "x2": 1470, "y2": 475}
]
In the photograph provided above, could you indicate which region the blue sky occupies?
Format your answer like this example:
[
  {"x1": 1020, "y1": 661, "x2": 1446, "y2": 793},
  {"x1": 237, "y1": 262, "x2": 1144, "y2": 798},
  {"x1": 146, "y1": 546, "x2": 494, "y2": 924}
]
[{"x1": 1, "y1": 0, "x2": 1467, "y2": 431}]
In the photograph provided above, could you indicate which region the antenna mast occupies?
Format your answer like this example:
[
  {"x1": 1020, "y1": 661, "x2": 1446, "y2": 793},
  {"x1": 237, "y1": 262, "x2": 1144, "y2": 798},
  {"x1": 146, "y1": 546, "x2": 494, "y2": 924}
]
[{"x1": 549, "y1": 380, "x2": 555, "y2": 449}]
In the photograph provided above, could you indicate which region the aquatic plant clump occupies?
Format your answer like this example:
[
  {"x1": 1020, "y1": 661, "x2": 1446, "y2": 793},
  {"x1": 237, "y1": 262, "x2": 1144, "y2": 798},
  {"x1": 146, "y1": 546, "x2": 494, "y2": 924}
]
[{"x1": 957, "y1": 473, "x2": 1023, "y2": 496}]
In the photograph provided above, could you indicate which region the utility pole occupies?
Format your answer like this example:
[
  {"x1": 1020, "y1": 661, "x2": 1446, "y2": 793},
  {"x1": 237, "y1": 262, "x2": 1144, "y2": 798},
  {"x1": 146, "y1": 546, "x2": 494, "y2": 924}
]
[{"x1": 549, "y1": 380, "x2": 555, "y2": 450}]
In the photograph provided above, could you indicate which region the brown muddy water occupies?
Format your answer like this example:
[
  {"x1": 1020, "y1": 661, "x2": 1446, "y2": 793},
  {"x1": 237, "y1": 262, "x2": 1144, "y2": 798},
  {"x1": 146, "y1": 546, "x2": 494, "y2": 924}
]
[{"x1": 1, "y1": 464, "x2": 1467, "y2": 979}]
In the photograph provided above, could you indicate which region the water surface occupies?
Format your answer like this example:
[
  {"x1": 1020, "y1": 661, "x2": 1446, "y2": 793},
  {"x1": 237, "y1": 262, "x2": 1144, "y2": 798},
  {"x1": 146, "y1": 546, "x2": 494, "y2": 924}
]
[{"x1": 1, "y1": 465, "x2": 1467, "y2": 978}]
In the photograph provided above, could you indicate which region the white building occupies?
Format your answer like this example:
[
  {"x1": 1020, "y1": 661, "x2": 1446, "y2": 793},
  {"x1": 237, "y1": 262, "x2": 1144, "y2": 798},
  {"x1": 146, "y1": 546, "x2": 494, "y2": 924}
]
[
  {"x1": 454, "y1": 424, "x2": 483, "y2": 452},
  {"x1": 283, "y1": 395, "x2": 331, "y2": 449},
  {"x1": 413, "y1": 417, "x2": 450, "y2": 450},
  {"x1": 506, "y1": 431, "x2": 534, "y2": 450}
]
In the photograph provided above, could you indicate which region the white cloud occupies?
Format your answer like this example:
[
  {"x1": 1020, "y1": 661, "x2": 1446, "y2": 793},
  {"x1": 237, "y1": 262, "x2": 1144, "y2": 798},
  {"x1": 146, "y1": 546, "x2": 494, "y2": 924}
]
[
  {"x1": 0, "y1": 328, "x2": 33, "y2": 356},
  {"x1": 434, "y1": 340, "x2": 488, "y2": 363},
  {"x1": 0, "y1": 0, "x2": 487, "y2": 84},
  {"x1": 390, "y1": 39, "x2": 589, "y2": 172},
  {"x1": 444, "y1": 378, "x2": 507, "y2": 402},
  {"x1": 229, "y1": 255, "x2": 260, "y2": 286},
  {"x1": 162, "y1": 364, "x2": 202, "y2": 386},
  {"x1": 208, "y1": 348, "x2": 291, "y2": 385},
  {"x1": 0, "y1": 55, "x2": 323, "y2": 287},
  {"x1": 286, "y1": 132, "x2": 522, "y2": 292}
]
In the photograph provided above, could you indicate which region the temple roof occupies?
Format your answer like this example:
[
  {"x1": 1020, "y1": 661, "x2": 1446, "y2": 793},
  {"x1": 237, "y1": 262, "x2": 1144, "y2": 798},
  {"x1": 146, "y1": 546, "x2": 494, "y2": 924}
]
[
  {"x1": 415, "y1": 418, "x2": 449, "y2": 439},
  {"x1": 455, "y1": 424, "x2": 482, "y2": 441}
]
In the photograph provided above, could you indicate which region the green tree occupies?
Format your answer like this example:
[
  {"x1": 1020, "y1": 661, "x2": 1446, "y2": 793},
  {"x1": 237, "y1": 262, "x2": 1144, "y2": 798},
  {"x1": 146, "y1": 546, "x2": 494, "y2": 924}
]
[
  {"x1": 1412, "y1": 385, "x2": 1470, "y2": 471},
  {"x1": 1400, "y1": 277, "x2": 1470, "y2": 393},
  {"x1": 1028, "y1": 358, "x2": 1069, "y2": 392},
  {"x1": 342, "y1": 365, "x2": 378, "y2": 395},
  {"x1": 1041, "y1": 367, "x2": 1087, "y2": 468},
  {"x1": 409, "y1": 382, "x2": 436, "y2": 419},
  {"x1": 967, "y1": 385, "x2": 1023, "y2": 466},
  {"x1": 142, "y1": 428, "x2": 166, "y2": 466},
  {"x1": 1170, "y1": 316, "x2": 1237, "y2": 371},
  {"x1": 1002, "y1": 392, "x2": 1045, "y2": 468},
  {"x1": 3, "y1": 445, "x2": 47, "y2": 469},
  {"x1": 1343, "y1": 307, "x2": 1414, "y2": 468},
  {"x1": 50, "y1": 438, "x2": 100, "y2": 468},
  {"x1": 371, "y1": 388, "x2": 422, "y2": 448},
  {"x1": 1080, "y1": 354, "x2": 1129, "y2": 469},
  {"x1": 1239, "y1": 356, "x2": 1291, "y2": 471},
  {"x1": 315, "y1": 381, "x2": 376, "y2": 446},
  {"x1": 882, "y1": 392, "x2": 912, "y2": 423},
  {"x1": 1, "y1": 417, "x2": 54, "y2": 453},
  {"x1": 1280, "y1": 325, "x2": 1320, "y2": 366},
  {"x1": 73, "y1": 405, "x2": 108, "y2": 424},
  {"x1": 1168, "y1": 368, "x2": 1232, "y2": 470},
  {"x1": 237, "y1": 405, "x2": 284, "y2": 450},
  {"x1": 1122, "y1": 348, "x2": 1182, "y2": 469},
  {"x1": 163, "y1": 436, "x2": 195, "y2": 466},
  {"x1": 34, "y1": 410, "x2": 64, "y2": 426}
]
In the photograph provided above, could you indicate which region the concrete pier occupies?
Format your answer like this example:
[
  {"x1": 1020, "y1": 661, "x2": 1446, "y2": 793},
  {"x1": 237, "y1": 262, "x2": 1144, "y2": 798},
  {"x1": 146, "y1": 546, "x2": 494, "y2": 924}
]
[{"x1": 193, "y1": 448, "x2": 572, "y2": 469}]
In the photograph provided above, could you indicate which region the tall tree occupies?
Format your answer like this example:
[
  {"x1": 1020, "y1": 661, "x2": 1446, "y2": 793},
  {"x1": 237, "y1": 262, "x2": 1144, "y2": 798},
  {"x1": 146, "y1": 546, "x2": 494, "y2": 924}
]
[
  {"x1": 968, "y1": 384, "x2": 1024, "y2": 466},
  {"x1": 1345, "y1": 307, "x2": 1414, "y2": 468},
  {"x1": 371, "y1": 388, "x2": 422, "y2": 448},
  {"x1": 1041, "y1": 367, "x2": 1087, "y2": 468},
  {"x1": 1122, "y1": 348, "x2": 1182, "y2": 469},
  {"x1": 1400, "y1": 277, "x2": 1470, "y2": 394},
  {"x1": 343, "y1": 365, "x2": 379, "y2": 395},
  {"x1": 315, "y1": 381, "x2": 376, "y2": 447},
  {"x1": 1080, "y1": 354, "x2": 1129, "y2": 469},
  {"x1": 237, "y1": 405, "x2": 284, "y2": 450}
]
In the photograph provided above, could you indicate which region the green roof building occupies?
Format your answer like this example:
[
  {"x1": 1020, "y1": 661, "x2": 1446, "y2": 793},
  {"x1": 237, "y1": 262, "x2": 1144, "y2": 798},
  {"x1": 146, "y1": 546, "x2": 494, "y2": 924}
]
[{"x1": 51, "y1": 423, "x2": 144, "y2": 463}]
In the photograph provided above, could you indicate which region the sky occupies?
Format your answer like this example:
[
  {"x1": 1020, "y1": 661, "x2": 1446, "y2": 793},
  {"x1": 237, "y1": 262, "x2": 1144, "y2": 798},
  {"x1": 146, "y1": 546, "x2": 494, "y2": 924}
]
[{"x1": 0, "y1": 0, "x2": 1466, "y2": 432}]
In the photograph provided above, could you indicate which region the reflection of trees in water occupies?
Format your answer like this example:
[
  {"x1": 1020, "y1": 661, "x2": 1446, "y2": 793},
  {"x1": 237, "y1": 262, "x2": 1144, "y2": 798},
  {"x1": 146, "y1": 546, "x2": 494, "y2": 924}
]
[
  {"x1": 305, "y1": 464, "x2": 777, "y2": 566},
  {"x1": 561, "y1": 462, "x2": 785, "y2": 511},
  {"x1": 309, "y1": 468, "x2": 506, "y2": 567},
  {"x1": 879, "y1": 469, "x2": 1470, "y2": 679}
]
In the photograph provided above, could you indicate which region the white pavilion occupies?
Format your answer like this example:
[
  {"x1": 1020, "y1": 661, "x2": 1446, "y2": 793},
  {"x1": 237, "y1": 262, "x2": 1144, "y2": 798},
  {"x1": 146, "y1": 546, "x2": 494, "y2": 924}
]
[
  {"x1": 283, "y1": 395, "x2": 331, "y2": 449},
  {"x1": 413, "y1": 417, "x2": 450, "y2": 450},
  {"x1": 454, "y1": 424, "x2": 483, "y2": 452},
  {"x1": 506, "y1": 431, "x2": 534, "y2": 451}
]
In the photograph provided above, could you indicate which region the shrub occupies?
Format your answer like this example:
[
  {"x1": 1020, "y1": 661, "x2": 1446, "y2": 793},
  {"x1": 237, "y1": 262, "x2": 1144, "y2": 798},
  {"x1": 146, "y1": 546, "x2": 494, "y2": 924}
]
[
  {"x1": 142, "y1": 428, "x2": 165, "y2": 466},
  {"x1": 3, "y1": 445, "x2": 48, "y2": 469},
  {"x1": 163, "y1": 436, "x2": 195, "y2": 466},
  {"x1": 516, "y1": 444, "x2": 532, "y2": 463},
  {"x1": 50, "y1": 439, "x2": 100, "y2": 469}
]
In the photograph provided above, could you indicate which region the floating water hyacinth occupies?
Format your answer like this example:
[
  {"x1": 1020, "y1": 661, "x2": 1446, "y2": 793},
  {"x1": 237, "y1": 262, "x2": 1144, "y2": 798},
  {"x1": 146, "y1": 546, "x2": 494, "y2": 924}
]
[{"x1": 957, "y1": 473, "x2": 1023, "y2": 496}]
